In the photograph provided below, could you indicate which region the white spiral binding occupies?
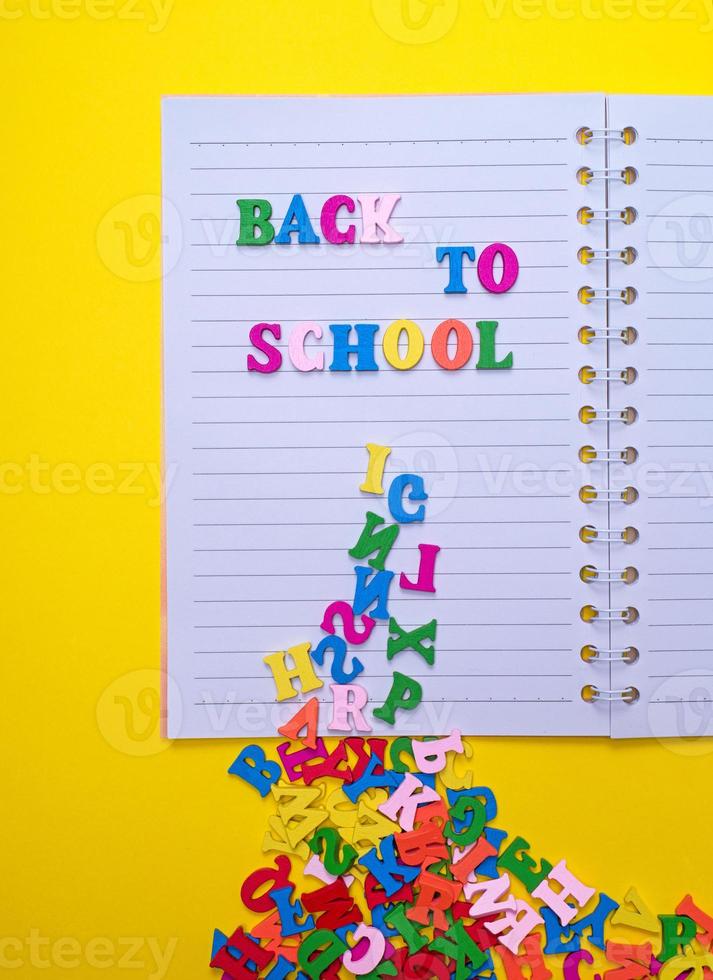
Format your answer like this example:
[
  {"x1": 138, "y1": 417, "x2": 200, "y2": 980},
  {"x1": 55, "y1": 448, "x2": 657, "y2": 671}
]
[
  {"x1": 580, "y1": 286, "x2": 637, "y2": 303},
  {"x1": 586, "y1": 686, "x2": 639, "y2": 703},
  {"x1": 583, "y1": 647, "x2": 639, "y2": 664},
  {"x1": 582, "y1": 447, "x2": 636, "y2": 461},
  {"x1": 580, "y1": 487, "x2": 637, "y2": 503},
  {"x1": 578, "y1": 123, "x2": 640, "y2": 706},
  {"x1": 580, "y1": 247, "x2": 636, "y2": 263},
  {"x1": 584, "y1": 606, "x2": 638, "y2": 622},
  {"x1": 580, "y1": 407, "x2": 636, "y2": 423},
  {"x1": 578, "y1": 207, "x2": 637, "y2": 224},
  {"x1": 581, "y1": 526, "x2": 636, "y2": 543},
  {"x1": 578, "y1": 168, "x2": 636, "y2": 183},
  {"x1": 580, "y1": 326, "x2": 637, "y2": 343},
  {"x1": 576, "y1": 127, "x2": 637, "y2": 144},
  {"x1": 582, "y1": 369, "x2": 636, "y2": 382},
  {"x1": 582, "y1": 567, "x2": 636, "y2": 583}
]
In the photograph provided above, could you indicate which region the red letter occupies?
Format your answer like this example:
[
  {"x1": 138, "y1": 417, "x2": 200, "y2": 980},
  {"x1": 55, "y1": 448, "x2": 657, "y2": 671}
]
[{"x1": 431, "y1": 318, "x2": 474, "y2": 370}]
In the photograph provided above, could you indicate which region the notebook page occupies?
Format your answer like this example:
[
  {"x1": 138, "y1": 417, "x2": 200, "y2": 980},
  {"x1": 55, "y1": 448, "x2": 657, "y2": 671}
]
[
  {"x1": 161, "y1": 94, "x2": 608, "y2": 739},
  {"x1": 609, "y1": 95, "x2": 713, "y2": 739}
]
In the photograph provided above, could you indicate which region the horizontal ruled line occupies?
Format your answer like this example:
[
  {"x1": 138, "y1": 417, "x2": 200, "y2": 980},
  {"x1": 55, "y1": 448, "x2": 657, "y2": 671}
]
[
  {"x1": 193, "y1": 494, "x2": 570, "y2": 501},
  {"x1": 649, "y1": 521, "x2": 713, "y2": 525},
  {"x1": 646, "y1": 136, "x2": 713, "y2": 142},
  {"x1": 192, "y1": 418, "x2": 570, "y2": 424},
  {"x1": 647, "y1": 241, "x2": 713, "y2": 246},
  {"x1": 189, "y1": 265, "x2": 568, "y2": 273},
  {"x1": 195, "y1": 673, "x2": 573, "y2": 681},
  {"x1": 270, "y1": 210, "x2": 567, "y2": 221},
  {"x1": 192, "y1": 468, "x2": 572, "y2": 476},
  {"x1": 191, "y1": 393, "x2": 570, "y2": 399},
  {"x1": 649, "y1": 674, "x2": 713, "y2": 680},
  {"x1": 191, "y1": 239, "x2": 570, "y2": 245},
  {"x1": 192, "y1": 570, "x2": 572, "y2": 576},
  {"x1": 191, "y1": 342, "x2": 568, "y2": 350},
  {"x1": 610, "y1": 468, "x2": 713, "y2": 473},
  {"x1": 191, "y1": 315, "x2": 569, "y2": 322},
  {"x1": 192, "y1": 167, "x2": 568, "y2": 184},
  {"x1": 650, "y1": 648, "x2": 713, "y2": 653},
  {"x1": 195, "y1": 699, "x2": 574, "y2": 705},
  {"x1": 190, "y1": 162, "x2": 568, "y2": 173},
  {"x1": 190, "y1": 179, "x2": 567, "y2": 194},
  {"x1": 650, "y1": 699, "x2": 713, "y2": 704},
  {"x1": 196, "y1": 367, "x2": 568, "y2": 374},
  {"x1": 192, "y1": 444, "x2": 571, "y2": 450},
  {"x1": 193, "y1": 596, "x2": 572, "y2": 603},
  {"x1": 188, "y1": 544, "x2": 572, "y2": 552},
  {"x1": 194, "y1": 648, "x2": 573, "y2": 655},
  {"x1": 190, "y1": 290, "x2": 568, "y2": 297},
  {"x1": 190, "y1": 137, "x2": 568, "y2": 146},
  {"x1": 649, "y1": 597, "x2": 713, "y2": 601},
  {"x1": 192, "y1": 213, "x2": 565, "y2": 225},
  {"x1": 191, "y1": 342, "x2": 570, "y2": 348},
  {"x1": 193, "y1": 211, "x2": 566, "y2": 221},
  {"x1": 193, "y1": 520, "x2": 572, "y2": 528},
  {"x1": 194, "y1": 622, "x2": 574, "y2": 628}
]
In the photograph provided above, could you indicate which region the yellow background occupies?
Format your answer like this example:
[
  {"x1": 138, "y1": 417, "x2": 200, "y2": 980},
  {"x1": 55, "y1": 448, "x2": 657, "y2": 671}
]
[{"x1": 4, "y1": 1, "x2": 713, "y2": 976}]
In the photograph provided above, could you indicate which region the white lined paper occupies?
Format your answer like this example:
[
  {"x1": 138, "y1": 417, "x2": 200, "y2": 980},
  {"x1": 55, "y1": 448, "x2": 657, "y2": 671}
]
[
  {"x1": 162, "y1": 94, "x2": 608, "y2": 739},
  {"x1": 609, "y1": 95, "x2": 713, "y2": 738}
]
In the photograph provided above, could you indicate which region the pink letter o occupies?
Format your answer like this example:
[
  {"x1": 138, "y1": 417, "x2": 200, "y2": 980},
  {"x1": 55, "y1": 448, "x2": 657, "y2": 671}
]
[{"x1": 477, "y1": 243, "x2": 519, "y2": 294}]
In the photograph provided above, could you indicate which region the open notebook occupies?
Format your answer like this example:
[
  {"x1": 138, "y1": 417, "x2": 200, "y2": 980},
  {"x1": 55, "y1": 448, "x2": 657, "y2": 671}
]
[{"x1": 162, "y1": 93, "x2": 713, "y2": 740}]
